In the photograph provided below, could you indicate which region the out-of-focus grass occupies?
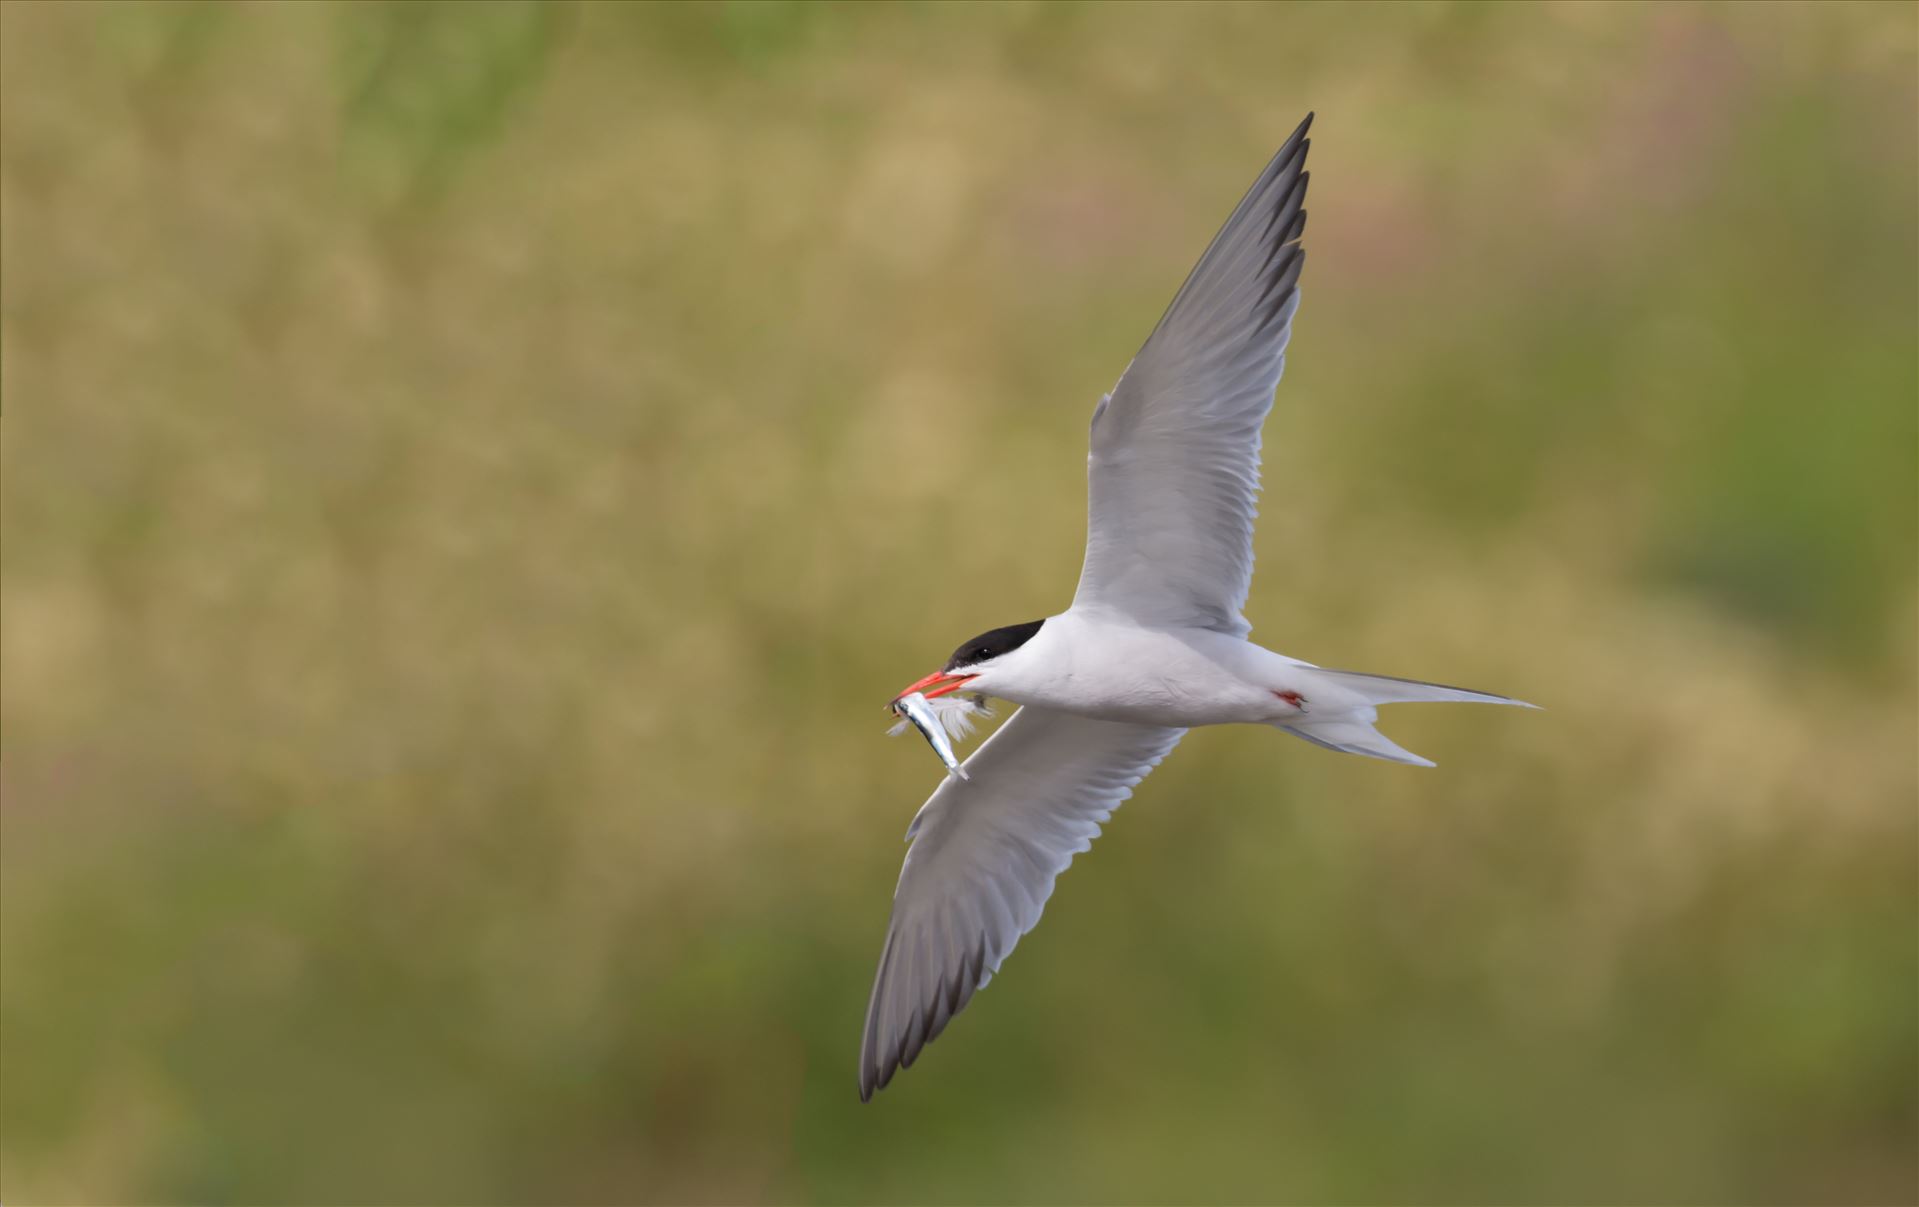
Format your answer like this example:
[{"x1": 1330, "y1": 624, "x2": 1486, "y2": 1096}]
[{"x1": 2, "y1": 3, "x2": 1914, "y2": 1204}]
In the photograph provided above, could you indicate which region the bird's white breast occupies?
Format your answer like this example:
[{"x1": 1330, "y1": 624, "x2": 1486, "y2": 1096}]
[{"x1": 993, "y1": 612, "x2": 1295, "y2": 727}]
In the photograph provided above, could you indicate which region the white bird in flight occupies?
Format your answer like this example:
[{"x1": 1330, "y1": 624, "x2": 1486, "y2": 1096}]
[{"x1": 860, "y1": 114, "x2": 1535, "y2": 1101}]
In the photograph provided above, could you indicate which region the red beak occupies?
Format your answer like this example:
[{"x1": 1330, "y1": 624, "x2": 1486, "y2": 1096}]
[{"x1": 892, "y1": 668, "x2": 978, "y2": 706}]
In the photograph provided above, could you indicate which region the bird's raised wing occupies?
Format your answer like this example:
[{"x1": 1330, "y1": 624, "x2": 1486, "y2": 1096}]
[
  {"x1": 859, "y1": 707, "x2": 1185, "y2": 1100},
  {"x1": 1072, "y1": 114, "x2": 1312, "y2": 638}
]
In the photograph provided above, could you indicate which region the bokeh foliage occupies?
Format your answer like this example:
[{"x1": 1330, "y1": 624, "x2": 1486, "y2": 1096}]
[{"x1": 2, "y1": 2, "x2": 1914, "y2": 1203}]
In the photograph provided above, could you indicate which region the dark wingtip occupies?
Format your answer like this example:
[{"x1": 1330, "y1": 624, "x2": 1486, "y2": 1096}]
[{"x1": 860, "y1": 1058, "x2": 896, "y2": 1101}]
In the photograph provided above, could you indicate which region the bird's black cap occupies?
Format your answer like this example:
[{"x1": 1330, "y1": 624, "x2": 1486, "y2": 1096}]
[{"x1": 944, "y1": 619, "x2": 1045, "y2": 672}]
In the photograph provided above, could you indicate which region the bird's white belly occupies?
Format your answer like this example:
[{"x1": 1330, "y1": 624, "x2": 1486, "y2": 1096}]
[{"x1": 995, "y1": 617, "x2": 1296, "y2": 727}]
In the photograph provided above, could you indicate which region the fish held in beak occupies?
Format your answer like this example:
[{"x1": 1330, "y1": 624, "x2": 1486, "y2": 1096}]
[{"x1": 887, "y1": 691, "x2": 994, "y2": 780}]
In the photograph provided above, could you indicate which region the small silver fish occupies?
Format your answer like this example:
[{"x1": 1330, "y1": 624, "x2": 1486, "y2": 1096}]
[{"x1": 889, "y1": 691, "x2": 970, "y2": 780}]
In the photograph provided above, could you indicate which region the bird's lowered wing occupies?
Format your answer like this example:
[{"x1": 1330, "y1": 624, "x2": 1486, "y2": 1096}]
[
  {"x1": 859, "y1": 708, "x2": 1185, "y2": 1100},
  {"x1": 1072, "y1": 114, "x2": 1312, "y2": 638}
]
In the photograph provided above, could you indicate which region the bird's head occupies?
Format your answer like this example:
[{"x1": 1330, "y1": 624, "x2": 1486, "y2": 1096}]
[{"x1": 893, "y1": 618, "x2": 1047, "y2": 705}]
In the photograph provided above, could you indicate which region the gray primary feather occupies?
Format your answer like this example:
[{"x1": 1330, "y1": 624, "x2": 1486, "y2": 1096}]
[
  {"x1": 859, "y1": 708, "x2": 1184, "y2": 1100},
  {"x1": 1073, "y1": 113, "x2": 1312, "y2": 638}
]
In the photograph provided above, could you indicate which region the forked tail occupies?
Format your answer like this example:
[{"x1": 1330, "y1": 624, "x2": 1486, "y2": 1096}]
[{"x1": 1275, "y1": 669, "x2": 1537, "y2": 768}]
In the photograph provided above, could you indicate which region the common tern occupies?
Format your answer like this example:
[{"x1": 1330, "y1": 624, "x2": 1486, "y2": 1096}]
[{"x1": 860, "y1": 114, "x2": 1535, "y2": 1101}]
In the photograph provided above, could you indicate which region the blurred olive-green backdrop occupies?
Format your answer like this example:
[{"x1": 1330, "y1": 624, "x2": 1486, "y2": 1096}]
[{"x1": 3, "y1": 2, "x2": 1915, "y2": 1204}]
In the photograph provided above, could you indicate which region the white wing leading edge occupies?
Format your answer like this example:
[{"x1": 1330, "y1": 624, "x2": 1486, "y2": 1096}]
[
  {"x1": 858, "y1": 709, "x2": 1185, "y2": 1100},
  {"x1": 1073, "y1": 113, "x2": 1313, "y2": 637}
]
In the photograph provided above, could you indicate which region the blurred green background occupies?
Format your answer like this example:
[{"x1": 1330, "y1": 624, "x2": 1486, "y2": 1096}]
[{"x1": 3, "y1": 2, "x2": 1915, "y2": 1203}]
